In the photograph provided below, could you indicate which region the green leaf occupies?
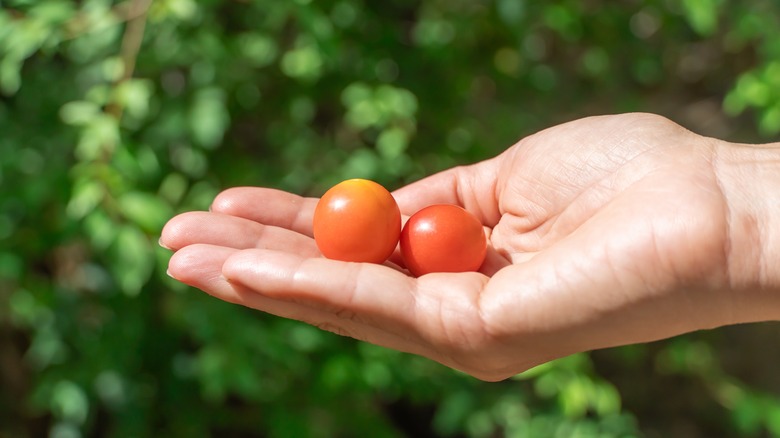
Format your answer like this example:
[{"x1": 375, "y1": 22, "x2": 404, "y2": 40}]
[
  {"x1": 114, "y1": 79, "x2": 154, "y2": 121},
  {"x1": 83, "y1": 210, "x2": 118, "y2": 251},
  {"x1": 768, "y1": 401, "x2": 780, "y2": 437},
  {"x1": 543, "y1": 4, "x2": 582, "y2": 41},
  {"x1": 60, "y1": 101, "x2": 101, "y2": 126},
  {"x1": 0, "y1": 56, "x2": 22, "y2": 95},
  {"x1": 280, "y1": 39, "x2": 323, "y2": 81},
  {"x1": 109, "y1": 224, "x2": 154, "y2": 296},
  {"x1": 0, "y1": 251, "x2": 23, "y2": 279},
  {"x1": 9, "y1": 289, "x2": 51, "y2": 326},
  {"x1": 682, "y1": 0, "x2": 722, "y2": 36},
  {"x1": 559, "y1": 376, "x2": 591, "y2": 418},
  {"x1": 197, "y1": 345, "x2": 229, "y2": 401},
  {"x1": 733, "y1": 395, "x2": 765, "y2": 435},
  {"x1": 412, "y1": 18, "x2": 455, "y2": 48},
  {"x1": 29, "y1": 1, "x2": 75, "y2": 25},
  {"x1": 101, "y1": 57, "x2": 125, "y2": 82},
  {"x1": 376, "y1": 127, "x2": 409, "y2": 159},
  {"x1": 341, "y1": 82, "x2": 372, "y2": 107},
  {"x1": 66, "y1": 179, "x2": 104, "y2": 220},
  {"x1": 189, "y1": 87, "x2": 229, "y2": 149},
  {"x1": 434, "y1": 390, "x2": 475, "y2": 435},
  {"x1": 50, "y1": 381, "x2": 89, "y2": 425},
  {"x1": 513, "y1": 361, "x2": 554, "y2": 380},
  {"x1": 593, "y1": 382, "x2": 622, "y2": 416},
  {"x1": 166, "y1": 0, "x2": 199, "y2": 21},
  {"x1": 117, "y1": 191, "x2": 174, "y2": 233},
  {"x1": 158, "y1": 172, "x2": 189, "y2": 205},
  {"x1": 75, "y1": 115, "x2": 120, "y2": 161},
  {"x1": 497, "y1": 0, "x2": 526, "y2": 25},
  {"x1": 759, "y1": 104, "x2": 780, "y2": 135},
  {"x1": 238, "y1": 32, "x2": 278, "y2": 67},
  {"x1": 340, "y1": 148, "x2": 379, "y2": 180},
  {"x1": 376, "y1": 85, "x2": 417, "y2": 119},
  {"x1": 27, "y1": 325, "x2": 68, "y2": 369}
]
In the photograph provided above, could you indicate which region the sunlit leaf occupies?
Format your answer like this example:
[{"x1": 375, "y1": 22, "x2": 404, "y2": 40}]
[
  {"x1": 189, "y1": 87, "x2": 229, "y2": 149},
  {"x1": 281, "y1": 40, "x2": 323, "y2": 81},
  {"x1": 60, "y1": 101, "x2": 101, "y2": 126},
  {"x1": 50, "y1": 381, "x2": 89, "y2": 425},
  {"x1": 113, "y1": 79, "x2": 154, "y2": 121},
  {"x1": 109, "y1": 224, "x2": 155, "y2": 296},
  {"x1": 0, "y1": 56, "x2": 22, "y2": 95},
  {"x1": 117, "y1": 191, "x2": 174, "y2": 233},
  {"x1": 681, "y1": 0, "x2": 723, "y2": 36},
  {"x1": 66, "y1": 179, "x2": 104, "y2": 219},
  {"x1": 238, "y1": 32, "x2": 278, "y2": 67},
  {"x1": 376, "y1": 127, "x2": 408, "y2": 159}
]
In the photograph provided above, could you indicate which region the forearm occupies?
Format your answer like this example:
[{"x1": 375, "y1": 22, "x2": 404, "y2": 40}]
[{"x1": 714, "y1": 140, "x2": 780, "y2": 322}]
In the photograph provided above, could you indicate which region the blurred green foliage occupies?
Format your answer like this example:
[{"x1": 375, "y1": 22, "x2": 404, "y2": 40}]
[{"x1": 1, "y1": 0, "x2": 779, "y2": 437}]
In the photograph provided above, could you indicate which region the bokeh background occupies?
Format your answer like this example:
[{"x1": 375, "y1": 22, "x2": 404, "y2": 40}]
[{"x1": 1, "y1": 0, "x2": 780, "y2": 437}]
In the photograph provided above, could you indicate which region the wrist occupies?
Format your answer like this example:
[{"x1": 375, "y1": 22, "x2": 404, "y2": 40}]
[{"x1": 713, "y1": 139, "x2": 780, "y2": 322}]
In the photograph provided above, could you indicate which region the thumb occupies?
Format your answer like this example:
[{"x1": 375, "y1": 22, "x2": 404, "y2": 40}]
[{"x1": 393, "y1": 156, "x2": 502, "y2": 225}]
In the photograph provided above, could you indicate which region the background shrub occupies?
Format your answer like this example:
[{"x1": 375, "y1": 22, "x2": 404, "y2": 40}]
[{"x1": 1, "y1": 1, "x2": 779, "y2": 437}]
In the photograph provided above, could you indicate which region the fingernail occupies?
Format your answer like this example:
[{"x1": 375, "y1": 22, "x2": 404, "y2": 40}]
[
  {"x1": 159, "y1": 238, "x2": 172, "y2": 250},
  {"x1": 166, "y1": 268, "x2": 176, "y2": 279}
]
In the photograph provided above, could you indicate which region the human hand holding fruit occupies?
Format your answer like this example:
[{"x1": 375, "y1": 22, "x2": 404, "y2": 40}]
[{"x1": 161, "y1": 113, "x2": 780, "y2": 381}]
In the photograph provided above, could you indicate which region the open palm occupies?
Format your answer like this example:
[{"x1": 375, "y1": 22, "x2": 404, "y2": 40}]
[{"x1": 162, "y1": 113, "x2": 736, "y2": 381}]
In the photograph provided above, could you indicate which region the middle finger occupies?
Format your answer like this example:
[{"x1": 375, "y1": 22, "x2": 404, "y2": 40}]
[{"x1": 161, "y1": 211, "x2": 320, "y2": 256}]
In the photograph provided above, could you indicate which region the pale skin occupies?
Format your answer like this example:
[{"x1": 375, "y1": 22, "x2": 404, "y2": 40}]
[{"x1": 161, "y1": 113, "x2": 780, "y2": 381}]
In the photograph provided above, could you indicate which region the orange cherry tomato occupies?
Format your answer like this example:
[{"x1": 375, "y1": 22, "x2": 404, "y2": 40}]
[
  {"x1": 313, "y1": 179, "x2": 401, "y2": 263},
  {"x1": 400, "y1": 204, "x2": 487, "y2": 276}
]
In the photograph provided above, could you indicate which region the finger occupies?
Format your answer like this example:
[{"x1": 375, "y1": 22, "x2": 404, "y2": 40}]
[
  {"x1": 221, "y1": 249, "x2": 492, "y2": 364},
  {"x1": 222, "y1": 249, "x2": 417, "y2": 327},
  {"x1": 168, "y1": 244, "x2": 400, "y2": 342},
  {"x1": 392, "y1": 156, "x2": 502, "y2": 225},
  {"x1": 167, "y1": 244, "x2": 235, "y2": 290},
  {"x1": 211, "y1": 187, "x2": 318, "y2": 237},
  {"x1": 168, "y1": 244, "x2": 337, "y2": 321},
  {"x1": 222, "y1": 248, "x2": 441, "y2": 356},
  {"x1": 160, "y1": 211, "x2": 320, "y2": 256}
]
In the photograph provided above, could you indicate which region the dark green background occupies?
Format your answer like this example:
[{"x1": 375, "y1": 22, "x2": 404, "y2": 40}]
[{"x1": 1, "y1": 1, "x2": 779, "y2": 436}]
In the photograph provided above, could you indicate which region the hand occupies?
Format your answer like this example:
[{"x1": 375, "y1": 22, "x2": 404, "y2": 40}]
[{"x1": 161, "y1": 113, "x2": 778, "y2": 381}]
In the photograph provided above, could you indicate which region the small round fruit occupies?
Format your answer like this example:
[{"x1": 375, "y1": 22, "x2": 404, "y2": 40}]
[
  {"x1": 313, "y1": 179, "x2": 401, "y2": 263},
  {"x1": 400, "y1": 204, "x2": 487, "y2": 276}
]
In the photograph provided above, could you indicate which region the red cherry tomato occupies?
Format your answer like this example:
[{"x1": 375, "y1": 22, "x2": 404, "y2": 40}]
[
  {"x1": 400, "y1": 204, "x2": 487, "y2": 276},
  {"x1": 313, "y1": 179, "x2": 401, "y2": 263}
]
